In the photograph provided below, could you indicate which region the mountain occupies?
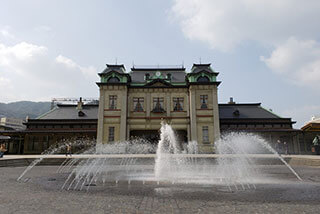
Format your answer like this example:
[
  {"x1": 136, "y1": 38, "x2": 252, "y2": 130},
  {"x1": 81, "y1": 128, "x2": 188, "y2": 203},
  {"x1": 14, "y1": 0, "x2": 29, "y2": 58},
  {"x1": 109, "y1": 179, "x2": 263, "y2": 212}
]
[{"x1": 0, "y1": 101, "x2": 51, "y2": 119}]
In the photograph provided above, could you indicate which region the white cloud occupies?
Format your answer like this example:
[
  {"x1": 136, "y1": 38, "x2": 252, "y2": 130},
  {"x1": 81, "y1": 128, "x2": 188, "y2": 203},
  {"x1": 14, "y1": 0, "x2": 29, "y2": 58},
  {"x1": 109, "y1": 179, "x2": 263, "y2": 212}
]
[
  {"x1": 0, "y1": 42, "x2": 47, "y2": 66},
  {"x1": 1, "y1": 29, "x2": 14, "y2": 40},
  {"x1": 171, "y1": 0, "x2": 320, "y2": 89},
  {"x1": 261, "y1": 37, "x2": 320, "y2": 89},
  {"x1": 55, "y1": 55, "x2": 96, "y2": 79},
  {"x1": 171, "y1": 0, "x2": 320, "y2": 51},
  {"x1": 0, "y1": 26, "x2": 15, "y2": 40},
  {"x1": 0, "y1": 42, "x2": 98, "y2": 102}
]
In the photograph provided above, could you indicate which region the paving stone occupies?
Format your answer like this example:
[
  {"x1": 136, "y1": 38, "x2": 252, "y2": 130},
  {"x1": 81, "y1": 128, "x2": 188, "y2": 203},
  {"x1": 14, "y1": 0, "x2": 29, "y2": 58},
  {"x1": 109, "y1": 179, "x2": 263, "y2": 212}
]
[{"x1": 1, "y1": 166, "x2": 320, "y2": 213}]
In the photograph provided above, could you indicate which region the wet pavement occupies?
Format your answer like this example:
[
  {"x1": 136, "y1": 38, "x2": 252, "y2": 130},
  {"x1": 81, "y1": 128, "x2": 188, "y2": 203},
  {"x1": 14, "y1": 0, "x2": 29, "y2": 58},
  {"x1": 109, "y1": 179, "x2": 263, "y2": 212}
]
[{"x1": 1, "y1": 165, "x2": 320, "y2": 213}]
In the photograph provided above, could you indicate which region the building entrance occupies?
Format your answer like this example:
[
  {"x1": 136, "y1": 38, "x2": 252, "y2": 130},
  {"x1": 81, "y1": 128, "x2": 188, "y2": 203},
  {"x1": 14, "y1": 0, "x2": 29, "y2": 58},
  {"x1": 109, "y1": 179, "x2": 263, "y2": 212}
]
[
  {"x1": 130, "y1": 130, "x2": 160, "y2": 144},
  {"x1": 129, "y1": 130, "x2": 188, "y2": 145}
]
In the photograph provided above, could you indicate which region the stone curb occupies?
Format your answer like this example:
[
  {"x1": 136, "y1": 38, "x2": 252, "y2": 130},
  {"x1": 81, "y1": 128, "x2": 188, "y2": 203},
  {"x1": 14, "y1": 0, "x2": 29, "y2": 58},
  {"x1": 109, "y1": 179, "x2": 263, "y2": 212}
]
[
  {"x1": 288, "y1": 158, "x2": 320, "y2": 167},
  {"x1": 2, "y1": 156, "x2": 319, "y2": 167}
]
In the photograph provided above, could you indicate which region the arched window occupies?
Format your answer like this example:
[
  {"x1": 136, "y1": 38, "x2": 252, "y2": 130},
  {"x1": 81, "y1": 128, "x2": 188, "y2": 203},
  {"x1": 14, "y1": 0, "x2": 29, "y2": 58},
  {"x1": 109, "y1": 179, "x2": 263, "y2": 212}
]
[
  {"x1": 108, "y1": 77, "x2": 120, "y2": 83},
  {"x1": 197, "y1": 76, "x2": 210, "y2": 82}
]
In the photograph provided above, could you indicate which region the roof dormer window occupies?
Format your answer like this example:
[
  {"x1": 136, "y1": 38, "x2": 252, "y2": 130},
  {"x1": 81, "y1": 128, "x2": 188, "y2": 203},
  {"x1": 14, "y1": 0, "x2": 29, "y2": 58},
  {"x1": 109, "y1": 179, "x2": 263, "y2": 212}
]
[
  {"x1": 108, "y1": 77, "x2": 120, "y2": 83},
  {"x1": 197, "y1": 76, "x2": 210, "y2": 82}
]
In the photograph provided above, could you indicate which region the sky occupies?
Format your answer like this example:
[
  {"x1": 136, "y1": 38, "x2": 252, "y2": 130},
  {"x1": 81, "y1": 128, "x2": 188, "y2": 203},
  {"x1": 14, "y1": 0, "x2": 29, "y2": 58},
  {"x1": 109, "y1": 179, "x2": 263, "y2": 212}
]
[{"x1": 0, "y1": 0, "x2": 320, "y2": 128}]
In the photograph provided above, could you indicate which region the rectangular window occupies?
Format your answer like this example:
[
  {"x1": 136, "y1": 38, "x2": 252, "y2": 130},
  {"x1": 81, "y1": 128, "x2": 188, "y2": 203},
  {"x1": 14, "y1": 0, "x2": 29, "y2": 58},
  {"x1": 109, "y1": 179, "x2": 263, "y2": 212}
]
[
  {"x1": 202, "y1": 126, "x2": 209, "y2": 143},
  {"x1": 109, "y1": 95, "x2": 117, "y2": 109},
  {"x1": 152, "y1": 97, "x2": 165, "y2": 113},
  {"x1": 133, "y1": 97, "x2": 144, "y2": 112},
  {"x1": 299, "y1": 141, "x2": 305, "y2": 152},
  {"x1": 28, "y1": 136, "x2": 34, "y2": 151},
  {"x1": 108, "y1": 127, "x2": 115, "y2": 142},
  {"x1": 200, "y1": 95, "x2": 208, "y2": 109},
  {"x1": 173, "y1": 97, "x2": 184, "y2": 111},
  {"x1": 43, "y1": 136, "x2": 49, "y2": 150}
]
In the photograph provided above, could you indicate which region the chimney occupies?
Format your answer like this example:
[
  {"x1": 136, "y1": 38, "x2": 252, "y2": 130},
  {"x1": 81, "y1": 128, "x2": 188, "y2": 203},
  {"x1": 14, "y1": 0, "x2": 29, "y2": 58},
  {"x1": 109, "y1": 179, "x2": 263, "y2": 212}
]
[
  {"x1": 228, "y1": 97, "x2": 236, "y2": 104},
  {"x1": 77, "y1": 97, "x2": 86, "y2": 117},
  {"x1": 77, "y1": 97, "x2": 83, "y2": 111}
]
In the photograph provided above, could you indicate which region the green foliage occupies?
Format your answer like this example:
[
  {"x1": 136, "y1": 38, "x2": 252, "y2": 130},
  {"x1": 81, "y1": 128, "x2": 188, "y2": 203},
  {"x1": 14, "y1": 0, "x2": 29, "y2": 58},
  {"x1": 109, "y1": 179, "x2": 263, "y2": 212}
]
[{"x1": 0, "y1": 101, "x2": 51, "y2": 119}]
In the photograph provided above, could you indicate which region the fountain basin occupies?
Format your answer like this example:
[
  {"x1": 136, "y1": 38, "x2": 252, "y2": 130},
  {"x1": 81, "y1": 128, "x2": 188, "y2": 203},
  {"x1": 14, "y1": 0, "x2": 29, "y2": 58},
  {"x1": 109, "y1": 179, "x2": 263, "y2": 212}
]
[{"x1": 1, "y1": 154, "x2": 295, "y2": 167}]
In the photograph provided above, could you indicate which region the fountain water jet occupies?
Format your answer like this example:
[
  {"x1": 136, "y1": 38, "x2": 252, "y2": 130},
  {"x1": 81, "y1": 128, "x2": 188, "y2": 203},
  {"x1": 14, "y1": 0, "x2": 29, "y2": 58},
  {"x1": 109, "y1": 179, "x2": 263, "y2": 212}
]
[
  {"x1": 215, "y1": 132, "x2": 302, "y2": 185},
  {"x1": 17, "y1": 137, "x2": 94, "y2": 181},
  {"x1": 18, "y1": 122, "x2": 302, "y2": 192},
  {"x1": 154, "y1": 123, "x2": 302, "y2": 187}
]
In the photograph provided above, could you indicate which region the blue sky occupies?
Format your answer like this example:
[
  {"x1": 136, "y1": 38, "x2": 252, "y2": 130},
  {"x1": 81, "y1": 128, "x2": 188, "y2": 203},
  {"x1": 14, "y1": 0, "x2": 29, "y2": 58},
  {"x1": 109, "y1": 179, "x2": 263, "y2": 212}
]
[{"x1": 1, "y1": 0, "x2": 320, "y2": 128}]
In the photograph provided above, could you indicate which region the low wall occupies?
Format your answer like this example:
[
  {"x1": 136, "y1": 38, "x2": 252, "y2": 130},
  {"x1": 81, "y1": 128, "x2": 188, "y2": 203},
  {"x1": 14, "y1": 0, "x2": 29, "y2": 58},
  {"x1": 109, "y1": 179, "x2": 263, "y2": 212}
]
[
  {"x1": 1, "y1": 154, "x2": 313, "y2": 167},
  {"x1": 288, "y1": 157, "x2": 320, "y2": 167}
]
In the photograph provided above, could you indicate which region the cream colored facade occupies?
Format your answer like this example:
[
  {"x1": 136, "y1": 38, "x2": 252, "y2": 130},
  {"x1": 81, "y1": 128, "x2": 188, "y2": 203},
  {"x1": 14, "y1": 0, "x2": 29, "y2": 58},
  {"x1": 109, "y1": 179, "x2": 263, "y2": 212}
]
[{"x1": 97, "y1": 64, "x2": 220, "y2": 151}]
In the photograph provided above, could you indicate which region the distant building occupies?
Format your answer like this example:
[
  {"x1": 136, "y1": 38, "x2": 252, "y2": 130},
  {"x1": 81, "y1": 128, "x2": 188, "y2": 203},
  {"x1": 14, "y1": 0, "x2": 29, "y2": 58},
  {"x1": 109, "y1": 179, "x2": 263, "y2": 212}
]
[
  {"x1": 22, "y1": 100, "x2": 97, "y2": 154},
  {"x1": 0, "y1": 117, "x2": 26, "y2": 154},
  {"x1": 301, "y1": 117, "x2": 320, "y2": 131},
  {"x1": 301, "y1": 117, "x2": 320, "y2": 153},
  {"x1": 0, "y1": 117, "x2": 26, "y2": 130},
  {"x1": 219, "y1": 100, "x2": 302, "y2": 154}
]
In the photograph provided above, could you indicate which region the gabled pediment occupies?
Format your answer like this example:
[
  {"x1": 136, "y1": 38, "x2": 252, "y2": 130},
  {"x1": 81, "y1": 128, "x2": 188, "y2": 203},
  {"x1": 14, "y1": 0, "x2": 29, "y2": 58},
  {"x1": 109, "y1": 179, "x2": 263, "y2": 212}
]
[
  {"x1": 145, "y1": 79, "x2": 172, "y2": 87},
  {"x1": 186, "y1": 70, "x2": 218, "y2": 83},
  {"x1": 98, "y1": 70, "x2": 131, "y2": 83}
]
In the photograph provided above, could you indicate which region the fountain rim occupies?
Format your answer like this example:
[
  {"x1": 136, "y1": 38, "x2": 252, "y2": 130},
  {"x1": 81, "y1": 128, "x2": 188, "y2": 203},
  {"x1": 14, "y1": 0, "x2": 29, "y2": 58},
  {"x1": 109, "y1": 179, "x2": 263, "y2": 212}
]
[{"x1": 9, "y1": 154, "x2": 292, "y2": 159}]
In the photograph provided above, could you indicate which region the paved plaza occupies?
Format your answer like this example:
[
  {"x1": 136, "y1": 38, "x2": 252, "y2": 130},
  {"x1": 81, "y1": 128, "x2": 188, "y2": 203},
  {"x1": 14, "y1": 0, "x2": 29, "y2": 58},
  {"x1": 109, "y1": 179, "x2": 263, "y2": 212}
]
[{"x1": 1, "y1": 164, "x2": 320, "y2": 213}]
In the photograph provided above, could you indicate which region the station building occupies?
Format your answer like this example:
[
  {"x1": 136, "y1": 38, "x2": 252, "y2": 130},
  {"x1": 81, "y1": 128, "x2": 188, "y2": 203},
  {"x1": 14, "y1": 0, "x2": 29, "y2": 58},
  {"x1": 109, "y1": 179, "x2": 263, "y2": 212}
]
[
  {"x1": 96, "y1": 63, "x2": 303, "y2": 153},
  {"x1": 0, "y1": 63, "x2": 313, "y2": 154},
  {"x1": 96, "y1": 64, "x2": 220, "y2": 151}
]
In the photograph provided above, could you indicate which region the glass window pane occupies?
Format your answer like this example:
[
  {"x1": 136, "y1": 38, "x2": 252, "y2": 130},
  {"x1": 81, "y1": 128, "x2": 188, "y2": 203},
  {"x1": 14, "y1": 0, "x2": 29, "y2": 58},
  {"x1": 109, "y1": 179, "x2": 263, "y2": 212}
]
[
  {"x1": 133, "y1": 97, "x2": 144, "y2": 112},
  {"x1": 108, "y1": 127, "x2": 115, "y2": 142},
  {"x1": 152, "y1": 97, "x2": 165, "y2": 113},
  {"x1": 109, "y1": 95, "x2": 117, "y2": 109},
  {"x1": 173, "y1": 97, "x2": 184, "y2": 111},
  {"x1": 202, "y1": 126, "x2": 209, "y2": 142},
  {"x1": 200, "y1": 95, "x2": 208, "y2": 109}
]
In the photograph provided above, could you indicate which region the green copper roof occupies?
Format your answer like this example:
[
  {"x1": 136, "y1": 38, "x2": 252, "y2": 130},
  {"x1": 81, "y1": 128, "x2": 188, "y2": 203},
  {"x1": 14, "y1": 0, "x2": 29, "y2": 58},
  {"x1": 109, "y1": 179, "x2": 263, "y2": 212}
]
[{"x1": 97, "y1": 63, "x2": 220, "y2": 86}]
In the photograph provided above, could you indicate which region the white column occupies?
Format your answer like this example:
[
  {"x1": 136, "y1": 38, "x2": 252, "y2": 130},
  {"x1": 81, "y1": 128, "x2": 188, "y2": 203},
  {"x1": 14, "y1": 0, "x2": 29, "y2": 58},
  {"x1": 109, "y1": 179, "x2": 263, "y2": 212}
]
[
  {"x1": 187, "y1": 124, "x2": 191, "y2": 142},
  {"x1": 126, "y1": 124, "x2": 130, "y2": 141},
  {"x1": 97, "y1": 87, "x2": 105, "y2": 144},
  {"x1": 146, "y1": 92, "x2": 151, "y2": 117},
  {"x1": 189, "y1": 87, "x2": 197, "y2": 141},
  {"x1": 166, "y1": 92, "x2": 171, "y2": 117},
  {"x1": 120, "y1": 86, "x2": 127, "y2": 141},
  {"x1": 212, "y1": 86, "x2": 220, "y2": 141}
]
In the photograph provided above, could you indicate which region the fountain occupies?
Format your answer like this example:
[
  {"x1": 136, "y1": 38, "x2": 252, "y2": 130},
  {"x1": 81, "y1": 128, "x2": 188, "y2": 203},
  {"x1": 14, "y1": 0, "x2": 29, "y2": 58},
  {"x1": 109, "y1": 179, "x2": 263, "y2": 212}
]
[
  {"x1": 153, "y1": 123, "x2": 302, "y2": 190},
  {"x1": 17, "y1": 122, "x2": 302, "y2": 191}
]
